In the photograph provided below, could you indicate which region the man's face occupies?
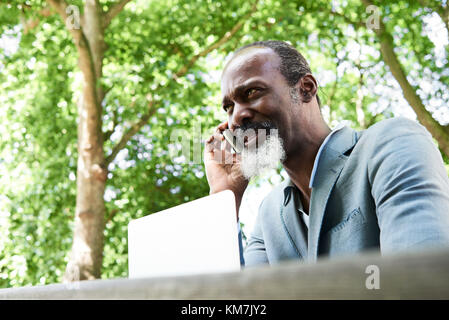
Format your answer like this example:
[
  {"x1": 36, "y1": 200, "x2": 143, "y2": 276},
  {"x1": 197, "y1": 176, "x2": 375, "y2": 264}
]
[
  {"x1": 221, "y1": 47, "x2": 299, "y2": 155},
  {"x1": 221, "y1": 47, "x2": 298, "y2": 178}
]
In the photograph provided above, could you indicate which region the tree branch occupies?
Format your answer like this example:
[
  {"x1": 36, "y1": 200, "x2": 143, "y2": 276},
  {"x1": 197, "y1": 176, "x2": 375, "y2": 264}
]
[
  {"x1": 104, "y1": 209, "x2": 118, "y2": 225},
  {"x1": 103, "y1": 105, "x2": 119, "y2": 142},
  {"x1": 103, "y1": 0, "x2": 133, "y2": 29},
  {"x1": 326, "y1": 52, "x2": 347, "y2": 117},
  {"x1": 98, "y1": 84, "x2": 113, "y2": 108},
  {"x1": 354, "y1": 60, "x2": 366, "y2": 129},
  {"x1": 104, "y1": 1, "x2": 260, "y2": 166},
  {"x1": 19, "y1": 6, "x2": 53, "y2": 34},
  {"x1": 46, "y1": 0, "x2": 83, "y2": 42},
  {"x1": 105, "y1": 98, "x2": 156, "y2": 166},
  {"x1": 328, "y1": 9, "x2": 366, "y2": 29},
  {"x1": 417, "y1": 0, "x2": 444, "y2": 13},
  {"x1": 361, "y1": 0, "x2": 449, "y2": 156},
  {"x1": 46, "y1": 0, "x2": 98, "y2": 112},
  {"x1": 174, "y1": 0, "x2": 259, "y2": 79}
]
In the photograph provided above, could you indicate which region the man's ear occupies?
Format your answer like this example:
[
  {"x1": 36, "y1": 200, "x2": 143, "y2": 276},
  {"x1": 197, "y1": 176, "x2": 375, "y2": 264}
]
[{"x1": 298, "y1": 74, "x2": 318, "y2": 103}]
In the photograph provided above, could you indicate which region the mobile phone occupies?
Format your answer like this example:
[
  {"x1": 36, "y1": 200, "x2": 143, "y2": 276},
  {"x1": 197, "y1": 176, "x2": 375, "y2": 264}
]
[{"x1": 222, "y1": 129, "x2": 243, "y2": 154}]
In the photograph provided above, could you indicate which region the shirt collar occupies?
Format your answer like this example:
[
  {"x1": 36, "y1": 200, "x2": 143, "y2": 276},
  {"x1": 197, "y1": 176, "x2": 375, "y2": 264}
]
[
  {"x1": 309, "y1": 122, "x2": 346, "y2": 188},
  {"x1": 282, "y1": 122, "x2": 346, "y2": 206},
  {"x1": 283, "y1": 181, "x2": 295, "y2": 206}
]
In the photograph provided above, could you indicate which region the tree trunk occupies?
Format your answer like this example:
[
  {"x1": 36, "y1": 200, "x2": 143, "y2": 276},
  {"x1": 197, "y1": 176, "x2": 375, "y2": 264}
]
[
  {"x1": 376, "y1": 25, "x2": 449, "y2": 158},
  {"x1": 361, "y1": 0, "x2": 449, "y2": 158},
  {"x1": 64, "y1": 0, "x2": 107, "y2": 281},
  {"x1": 47, "y1": 0, "x2": 257, "y2": 281}
]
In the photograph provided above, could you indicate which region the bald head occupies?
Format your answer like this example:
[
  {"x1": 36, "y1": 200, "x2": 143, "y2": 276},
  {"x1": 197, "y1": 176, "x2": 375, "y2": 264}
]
[
  {"x1": 222, "y1": 46, "x2": 279, "y2": 78},
  {"x1": 223, "y1": 40, "x2": 320, "y2": 106},
  {"x1": 221, "y1": 47, "x2": 285, "y2": 97}
]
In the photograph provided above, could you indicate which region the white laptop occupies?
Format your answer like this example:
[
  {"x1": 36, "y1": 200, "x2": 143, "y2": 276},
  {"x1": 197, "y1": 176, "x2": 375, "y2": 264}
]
[{"x1": 128, "y1": 190, "x2": 241, "y2": 278}]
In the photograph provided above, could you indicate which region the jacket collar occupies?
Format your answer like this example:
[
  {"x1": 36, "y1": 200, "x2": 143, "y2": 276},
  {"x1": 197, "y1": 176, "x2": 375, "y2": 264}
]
[
  {"x1": 282, "y1": 124, "x2": 357, "y2": 205},
  {"x1": 281, "y1": 125, "x2": 359, "y2": 261},
  {"x1": 308, "y1": 125, "x2": 359, "y2": 261}
]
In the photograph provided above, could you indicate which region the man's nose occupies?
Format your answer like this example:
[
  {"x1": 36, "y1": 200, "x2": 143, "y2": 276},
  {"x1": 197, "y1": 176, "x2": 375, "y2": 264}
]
[{"x1": 230, "y1": 103, "x2": 254, "y2": 130}]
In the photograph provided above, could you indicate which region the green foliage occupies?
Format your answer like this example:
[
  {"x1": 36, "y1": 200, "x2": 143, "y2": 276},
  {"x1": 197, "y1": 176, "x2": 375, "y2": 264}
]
[{"x1": 1, "y1": 0, "x2": 448, "y2": 287}]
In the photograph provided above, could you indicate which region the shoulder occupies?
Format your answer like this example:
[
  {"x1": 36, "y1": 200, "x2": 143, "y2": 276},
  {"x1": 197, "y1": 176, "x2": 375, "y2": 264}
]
[
  {"x1": 355, "y1": 117, "x2": 434, "y2": 157},
  {"x1": 359, "y1": 118, "x2": 446, "y2": 182},
  {"x1": 361, "y1": 117, "x2": 431, "y2": 142}
]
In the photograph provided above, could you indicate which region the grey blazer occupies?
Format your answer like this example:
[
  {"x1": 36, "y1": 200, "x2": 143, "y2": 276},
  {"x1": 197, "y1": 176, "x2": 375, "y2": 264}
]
[{"x1": 243, "y1": 117, "x2": 449, "y2": 266}]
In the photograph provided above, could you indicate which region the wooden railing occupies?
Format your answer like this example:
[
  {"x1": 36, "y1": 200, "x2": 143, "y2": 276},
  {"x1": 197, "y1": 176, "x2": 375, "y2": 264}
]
[{"x1": 1, "y1": 248, "x2": 448, "y2": 299}]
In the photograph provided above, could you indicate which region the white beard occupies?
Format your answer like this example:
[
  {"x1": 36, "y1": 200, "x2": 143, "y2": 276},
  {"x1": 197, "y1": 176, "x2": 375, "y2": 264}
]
[{"x1": 239, "y1": 132, "x2": 286, "y2": 180}]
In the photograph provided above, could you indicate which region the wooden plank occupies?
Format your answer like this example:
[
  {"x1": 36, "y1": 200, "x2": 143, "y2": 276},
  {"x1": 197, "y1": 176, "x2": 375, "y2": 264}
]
[{"x1": 1, "y1": 248, "x2": 448, "y2": 299}]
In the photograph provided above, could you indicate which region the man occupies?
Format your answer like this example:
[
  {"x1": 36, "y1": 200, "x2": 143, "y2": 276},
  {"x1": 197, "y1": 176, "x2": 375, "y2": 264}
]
[{"x1": 204, "y1": 40, "x2": 449, "y2": 267}]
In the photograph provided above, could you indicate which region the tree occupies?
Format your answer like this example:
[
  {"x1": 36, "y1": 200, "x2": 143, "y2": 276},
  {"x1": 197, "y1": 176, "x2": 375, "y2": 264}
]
[
  {"x1": 5, "y1": 0, "x2": 262, "y2": 281},
  {"x1": 299, "y1": 0, "x2": 449, "y2": 155}
]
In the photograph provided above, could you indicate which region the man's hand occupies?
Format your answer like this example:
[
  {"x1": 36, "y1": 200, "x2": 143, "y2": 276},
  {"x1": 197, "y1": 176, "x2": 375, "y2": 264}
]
[{"x1": 204, "y1": 121, "x2": 249, "y2": 219}]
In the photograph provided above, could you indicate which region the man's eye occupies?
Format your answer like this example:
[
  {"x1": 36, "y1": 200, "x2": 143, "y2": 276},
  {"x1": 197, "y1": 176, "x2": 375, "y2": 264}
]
[
  {"x1": 223, "y1": 104, "x2": 233, "y2": 113},
  {"x1": 246, "y1": 88, "x2": 259, "y2": 98}
]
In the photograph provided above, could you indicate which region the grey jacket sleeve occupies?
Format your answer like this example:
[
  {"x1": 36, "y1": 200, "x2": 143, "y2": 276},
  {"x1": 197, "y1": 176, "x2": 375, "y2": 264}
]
[
  {"x1": 243, "y1": 200, "x2": 269, "y2": 267},
  {"x1": 369, "y1": 120, "x2": 449, "y2": 253}
]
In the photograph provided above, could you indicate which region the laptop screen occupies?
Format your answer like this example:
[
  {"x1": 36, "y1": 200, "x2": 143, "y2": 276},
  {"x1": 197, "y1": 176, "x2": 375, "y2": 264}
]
[{"x1": 128, "y1": 190, "x2": 241, "y2": 278}]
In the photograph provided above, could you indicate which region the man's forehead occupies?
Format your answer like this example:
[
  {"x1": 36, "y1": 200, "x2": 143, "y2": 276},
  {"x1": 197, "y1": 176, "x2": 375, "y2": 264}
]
[{"x1": 221, "y1": 47, "x2": 280, "y2": 89}]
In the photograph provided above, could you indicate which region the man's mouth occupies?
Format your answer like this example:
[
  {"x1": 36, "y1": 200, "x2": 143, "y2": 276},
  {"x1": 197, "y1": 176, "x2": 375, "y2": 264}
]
[
  {"x1": 235, "y1": 121, "x2": 277, "y2": 151},
  {"x1": 244, "y1": 134, "x2": 257, "y2": 148},
  {"x1": 243, "y1": 129, "x2": 270, "y2": 150}
]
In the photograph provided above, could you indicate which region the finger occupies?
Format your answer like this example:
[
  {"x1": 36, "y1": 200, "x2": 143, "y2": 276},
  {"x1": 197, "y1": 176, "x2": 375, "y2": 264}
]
[
  {"x1": 215, "y1": 147, "x2": 234, "y2": 165},
  {"x1": 223, "y1": 148, "x2": 235, "y2": 164},
  {"x1": 215, "y1": 131, "x2": 225, "y2": 141},
  {"x1": 206, "y1": 135, "x2": 214, "y2": 143},
  {"x1": 218, "y1": 134, "x2": 234, "y2": 154},
  {"x1": 205, "y1": 141, "x2": 214, "y2": 153},
  {"x1": 223, "y1": 137, "x2": 233, "y2": 153},
  {"x1": 208, "y1": 138, "x2": 233, "y2": 164},
  {"x1": 205, "y1": 135, "x2": 220, "y2": 153},
  {"x1": 205, "y1": 132, "x2": 227, "y2": 156},
  {"x1": 217, "y1": 121, "x2": 229, "y2": 132},
  {"x1": 206, "y1": 131, "x2": 224, "y2": 146},
  {"x1": 233, "y1": 152, "x2": 242, "y2": 164}
]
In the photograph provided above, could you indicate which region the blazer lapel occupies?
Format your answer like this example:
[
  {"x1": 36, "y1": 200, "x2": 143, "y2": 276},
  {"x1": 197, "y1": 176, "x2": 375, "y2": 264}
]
[
  {"x1": 280, "y1": 185, "x2": 308, "y2": 259},
  {"x1": 308, "y1": 126, "x2": 358, "y2": 261}
]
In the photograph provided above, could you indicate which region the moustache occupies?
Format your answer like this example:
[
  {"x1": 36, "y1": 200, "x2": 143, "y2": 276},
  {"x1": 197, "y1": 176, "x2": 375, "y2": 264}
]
[{"x1": 236, "y1": 121, "x2": 277, "y2": 133}]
